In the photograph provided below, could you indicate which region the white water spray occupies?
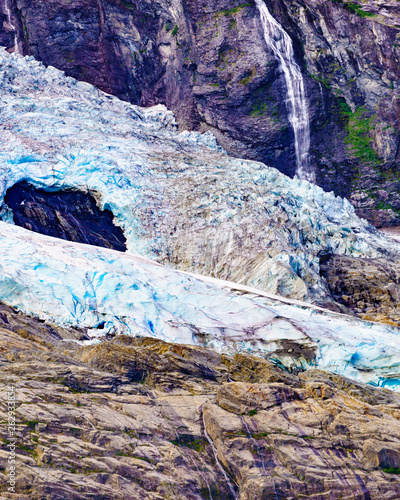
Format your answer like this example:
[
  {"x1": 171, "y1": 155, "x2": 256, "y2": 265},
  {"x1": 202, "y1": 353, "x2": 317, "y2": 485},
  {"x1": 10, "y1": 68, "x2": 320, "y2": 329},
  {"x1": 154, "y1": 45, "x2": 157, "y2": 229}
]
[
  {"x1": 254, "y1": 0, "x2": 313, "y2": 182},
  {"x1": 202, "y1": 409, "x2": 238, "y2": 499},
  {"x1": 4, "y1": 0, "x2": 21, "y2": 55}
]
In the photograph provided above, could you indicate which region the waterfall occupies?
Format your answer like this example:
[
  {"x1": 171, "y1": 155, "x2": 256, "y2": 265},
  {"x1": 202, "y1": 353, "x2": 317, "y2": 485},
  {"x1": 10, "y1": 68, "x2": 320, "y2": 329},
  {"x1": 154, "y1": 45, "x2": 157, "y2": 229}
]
[
  {"x1": 254, "y1": 0, "x2": 313, "y2": 182},
  {"x1": 4, "y1": 0, "x2": 21, "y2": 55},
  {"x1": 202, "y1": 409, "x2": 238, "y2": 499}
]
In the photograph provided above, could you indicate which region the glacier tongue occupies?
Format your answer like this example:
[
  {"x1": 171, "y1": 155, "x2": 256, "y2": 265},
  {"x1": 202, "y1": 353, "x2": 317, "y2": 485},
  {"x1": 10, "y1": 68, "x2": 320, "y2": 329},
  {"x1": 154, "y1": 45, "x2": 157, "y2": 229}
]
[
  {"x1": 0, "y1": 48, "x2": 399, "y2": 308},
  {"x1": 1, "y1": 49, "x2": 400, "y2": 390},
  {"x1": 1, "y1": 221, "x2": 400, "y2": 391}
]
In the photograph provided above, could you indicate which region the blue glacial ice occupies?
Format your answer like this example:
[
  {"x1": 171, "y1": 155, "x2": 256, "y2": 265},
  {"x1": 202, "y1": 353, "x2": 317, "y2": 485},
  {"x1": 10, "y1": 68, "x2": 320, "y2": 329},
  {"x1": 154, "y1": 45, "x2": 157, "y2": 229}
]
[
  {"x1": 1, "y1": 222, "x2": 400, "y2": 391},
  {"x1": 1, "y1": 49, "x2": 400, "y2": 390},
  {"x1": 0, "y1": 48, "x2": 399, "y2": 307}
]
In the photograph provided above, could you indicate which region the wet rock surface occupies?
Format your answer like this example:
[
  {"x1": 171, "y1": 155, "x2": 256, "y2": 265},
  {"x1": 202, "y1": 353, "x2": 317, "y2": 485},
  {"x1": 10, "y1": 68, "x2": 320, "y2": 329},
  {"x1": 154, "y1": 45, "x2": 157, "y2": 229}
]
[
  {"x1": 2, "y1": 0, "x2": 399, "y2": 225},
  {"x1": 2, "y1": 305, "x2": 400, "y2": 499},
  {"x1": 4, "y1": 181, "x2": 127, "y2": 251},
  {"x1": 320, "y1": 254, "x2": 400, "y2": 327}
]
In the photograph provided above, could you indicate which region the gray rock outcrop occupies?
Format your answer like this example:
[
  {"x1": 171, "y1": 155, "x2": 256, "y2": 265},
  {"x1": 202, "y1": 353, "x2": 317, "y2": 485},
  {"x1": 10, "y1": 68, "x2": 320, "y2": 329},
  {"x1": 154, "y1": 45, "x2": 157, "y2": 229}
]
[{"x1": 2, "y1": 305, "x2": 400, "y2": 499}]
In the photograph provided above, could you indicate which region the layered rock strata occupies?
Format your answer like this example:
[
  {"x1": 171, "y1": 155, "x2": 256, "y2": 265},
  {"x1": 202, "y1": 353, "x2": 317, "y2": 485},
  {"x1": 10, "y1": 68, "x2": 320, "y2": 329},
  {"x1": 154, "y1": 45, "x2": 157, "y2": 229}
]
[{"x1": 2, "y1": 307, "x2": 400, "y2": 499}]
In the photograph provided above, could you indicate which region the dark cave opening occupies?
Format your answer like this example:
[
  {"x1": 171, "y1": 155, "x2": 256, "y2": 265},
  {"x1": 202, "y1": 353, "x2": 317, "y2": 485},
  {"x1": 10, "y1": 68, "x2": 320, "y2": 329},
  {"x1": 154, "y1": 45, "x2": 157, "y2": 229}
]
[{"x1": 4, "y1": 181, "x2": 127, "y2": 252}]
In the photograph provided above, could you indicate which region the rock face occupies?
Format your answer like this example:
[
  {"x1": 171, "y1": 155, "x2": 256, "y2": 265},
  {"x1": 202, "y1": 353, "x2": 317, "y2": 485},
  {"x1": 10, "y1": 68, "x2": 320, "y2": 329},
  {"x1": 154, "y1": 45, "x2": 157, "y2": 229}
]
[
  {"x1": 4, "y1": 181, "x2": 127, "y2": 251},
  {"x1": 2, "y1": 0, "x2": 399, "y2": 226},
  {"x1": 2, "y1": 305, "x2": 400, "y2": 499},
  {"x1": 320, "y1": 254, "x2": 400, "y2": 327}
]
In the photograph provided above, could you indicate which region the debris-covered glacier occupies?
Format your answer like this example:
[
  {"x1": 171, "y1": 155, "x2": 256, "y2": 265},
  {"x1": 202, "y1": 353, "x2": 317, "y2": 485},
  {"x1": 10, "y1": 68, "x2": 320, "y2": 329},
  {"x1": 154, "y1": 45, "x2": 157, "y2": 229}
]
[
  {"x1": 0, "y1": 48, "x2": 399, "y2": 308},
  {"x1": 1, "y1": 221, "x2": 400, "y2": 391}
]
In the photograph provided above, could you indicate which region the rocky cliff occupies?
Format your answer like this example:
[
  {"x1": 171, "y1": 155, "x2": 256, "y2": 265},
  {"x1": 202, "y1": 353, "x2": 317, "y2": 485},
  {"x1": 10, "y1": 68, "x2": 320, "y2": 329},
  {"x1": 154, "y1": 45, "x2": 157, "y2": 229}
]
[
  {"x1": 3, "y1": 304, "x2": 400, "y2": 499},
  {"x1": 2, "y1": 0, "x2": 399, "y2": 226}
]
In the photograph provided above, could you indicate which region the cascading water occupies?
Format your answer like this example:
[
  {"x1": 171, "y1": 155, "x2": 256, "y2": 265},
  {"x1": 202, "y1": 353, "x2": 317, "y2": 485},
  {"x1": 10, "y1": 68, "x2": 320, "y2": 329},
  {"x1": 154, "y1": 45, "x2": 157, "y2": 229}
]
[
  {"x1": 4, "y1": 0, "x2": 21, "y2": 55},
  {"x1": 202, "y1": 409, "x2": 238, "y2": 499},
  {"x1": 254, "y1": 0, "x2": 314, "y2": 182}
]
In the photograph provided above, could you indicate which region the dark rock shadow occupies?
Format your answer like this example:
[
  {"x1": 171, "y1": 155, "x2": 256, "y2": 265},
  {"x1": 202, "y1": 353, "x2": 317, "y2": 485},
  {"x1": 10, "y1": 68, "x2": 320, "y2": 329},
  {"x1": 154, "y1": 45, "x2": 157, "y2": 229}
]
[{"x1": 4, "y1": 181, "x2": 127, "y2": 251}]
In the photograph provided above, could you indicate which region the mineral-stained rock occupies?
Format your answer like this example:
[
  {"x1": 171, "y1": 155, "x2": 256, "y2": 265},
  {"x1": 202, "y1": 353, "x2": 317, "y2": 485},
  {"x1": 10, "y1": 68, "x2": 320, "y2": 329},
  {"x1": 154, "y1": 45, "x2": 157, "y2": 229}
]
[
  {"x1": 216, "y1": 382, "x2": 303, "y2": 414},
  {"x1": 2, "y1": 306, "x2": 400, "y2": 499}
]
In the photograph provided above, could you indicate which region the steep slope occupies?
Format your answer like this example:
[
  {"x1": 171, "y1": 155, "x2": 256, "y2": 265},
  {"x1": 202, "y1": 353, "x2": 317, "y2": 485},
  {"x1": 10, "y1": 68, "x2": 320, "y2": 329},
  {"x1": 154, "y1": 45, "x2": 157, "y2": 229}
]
[
  {"x1": 2, "y1": 311, "x2": 400, "y2": 499},
  {"x1": 2, "y1": 0, "x2": 399, "y2": 225}
]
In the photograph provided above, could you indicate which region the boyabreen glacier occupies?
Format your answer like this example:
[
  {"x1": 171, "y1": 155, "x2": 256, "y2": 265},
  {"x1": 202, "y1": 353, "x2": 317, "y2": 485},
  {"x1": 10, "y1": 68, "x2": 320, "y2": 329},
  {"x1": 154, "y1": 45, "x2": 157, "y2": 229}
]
[{"x1": 1, "y1": 48, "x2": 400, "y2": 390}]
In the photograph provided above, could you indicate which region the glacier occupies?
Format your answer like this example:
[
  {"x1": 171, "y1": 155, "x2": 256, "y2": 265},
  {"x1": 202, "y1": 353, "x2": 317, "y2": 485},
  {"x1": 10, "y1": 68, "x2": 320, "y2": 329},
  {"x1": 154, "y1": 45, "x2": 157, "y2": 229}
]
[
  {"x1": 1, "y1": 221, "x2": 400, "y2": 391},
  {"x1": 1, "y1": 49, "x2": 400, "y2": 390},
  {"x1": 0, "y1": 48, "x2": 399, "y2": 308}
]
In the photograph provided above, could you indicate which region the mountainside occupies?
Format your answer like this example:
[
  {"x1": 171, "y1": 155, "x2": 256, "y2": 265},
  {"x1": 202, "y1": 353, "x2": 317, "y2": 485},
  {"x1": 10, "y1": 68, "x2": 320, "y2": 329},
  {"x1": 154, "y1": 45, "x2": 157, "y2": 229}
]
[
  {"x1": 2, "y1": 5, "x2": 400, "y2": 498},
  {"x1": 2, "y1": 0, "x2": 399, "y2": 226},
  {"x1": 3, "y1": 305, "x2": 400, "y2": 499}
]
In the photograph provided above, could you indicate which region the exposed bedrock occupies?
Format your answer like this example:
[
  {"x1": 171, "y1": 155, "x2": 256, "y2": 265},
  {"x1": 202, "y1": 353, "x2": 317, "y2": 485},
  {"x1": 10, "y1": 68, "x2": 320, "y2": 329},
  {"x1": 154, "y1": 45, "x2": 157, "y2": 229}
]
[
  {"x1": 1, "y1": 0, "x2": 400, "y2": 226},
  {"x1": 4, "y1": 181, "x2": 127, "y2": 251},
  {"x1": 2, "y1": 307, "x2": 400, "y2": 499},
  {"x1": 320, "y1": 253, "x2": 400, "y2": 327}
]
